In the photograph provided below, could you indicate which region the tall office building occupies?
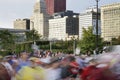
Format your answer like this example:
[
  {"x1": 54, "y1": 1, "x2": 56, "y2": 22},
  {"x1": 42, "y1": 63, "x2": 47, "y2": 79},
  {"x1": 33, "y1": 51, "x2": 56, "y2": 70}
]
[
  {"x1": 45, "y1": 0, "x2": 66, "y2": 15},
  {"x1": 14, "y1": 19, "x2": 30, "y2": 30},
  {"x1": 34, "y1": 0, "x2": 46, "y2": 13},
  {"x1": 79, "y1": 7, "x2": 101, "y2": 39},
  {"x1": 31, "y1": 0, "x2": 49, "y2": 38},
  {"x1": 49, "y1": 11, "x2": 79, "y2": 40},
  {"x1": 101, "y1": 3, "x2": 120, "y2": 41}
]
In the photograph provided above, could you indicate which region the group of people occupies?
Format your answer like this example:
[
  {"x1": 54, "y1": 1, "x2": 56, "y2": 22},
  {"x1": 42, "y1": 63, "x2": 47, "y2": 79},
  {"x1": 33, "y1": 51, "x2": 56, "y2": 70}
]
[{"x1": 0, "y1": 50, "x2": 120, "y2": 80}]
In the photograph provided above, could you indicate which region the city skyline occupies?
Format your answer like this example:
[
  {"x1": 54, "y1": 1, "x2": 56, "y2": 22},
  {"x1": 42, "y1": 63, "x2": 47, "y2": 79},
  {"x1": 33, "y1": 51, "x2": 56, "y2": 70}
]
[{"x1": 0, "y1": 0, "x2": 119, "y2": 28}]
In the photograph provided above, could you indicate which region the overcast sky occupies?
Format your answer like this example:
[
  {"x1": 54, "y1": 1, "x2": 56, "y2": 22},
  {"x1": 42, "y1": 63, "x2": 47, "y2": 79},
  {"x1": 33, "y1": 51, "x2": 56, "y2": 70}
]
[{"x1": 0, "y1": 0, "x2": 119, "y2": 28}]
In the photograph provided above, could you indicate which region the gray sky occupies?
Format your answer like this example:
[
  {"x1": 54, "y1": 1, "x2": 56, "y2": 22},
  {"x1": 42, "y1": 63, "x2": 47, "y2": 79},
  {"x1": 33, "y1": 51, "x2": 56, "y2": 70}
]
[{"x1": 0, "y1": 0, "x2": 120, "y2": 28}]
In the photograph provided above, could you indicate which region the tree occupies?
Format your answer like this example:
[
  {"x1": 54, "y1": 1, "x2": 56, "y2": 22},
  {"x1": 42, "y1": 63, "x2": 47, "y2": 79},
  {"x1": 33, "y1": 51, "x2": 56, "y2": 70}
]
[
  {"x1": 0, "y1": 30, "x2": 16, "y2": 51},
  {"x1": 111, "y1": 36, "x2": 120, "y2": 45},
  {"x1": 25, "y1": 29, "x2": 41, "y2": 42},
  {"x1": 117, "y1": 36, "x2": 120, "y2": 44},
  {"x1": 78, "y1": 27, "x2": 103, "y2": 54}
]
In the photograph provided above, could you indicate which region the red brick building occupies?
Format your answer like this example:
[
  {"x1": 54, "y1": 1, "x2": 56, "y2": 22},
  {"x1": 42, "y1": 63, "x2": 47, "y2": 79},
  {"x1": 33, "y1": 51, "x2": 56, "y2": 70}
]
[{"x1": 45, "y1": 0, "x2": 66, "y2": 15}]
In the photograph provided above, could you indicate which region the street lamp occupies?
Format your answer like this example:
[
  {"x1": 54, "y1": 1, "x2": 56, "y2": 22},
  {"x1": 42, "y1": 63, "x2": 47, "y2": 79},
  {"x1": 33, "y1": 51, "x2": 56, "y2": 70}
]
[
  {"x1": 72, "y1": 36, "x2": 77, "y2": 54},
  {"x1": 95, "y1": 0, "x2": 100, "y2": 53},
  {"x1": 50, "y1": 41, "x2": 52, "y2": 52},
  {"x1": 73, "y1": 39, "x2": 76, "y2": 54},
  {"x1": 49, "y1": 39, "x2": 54, "y2": 52}
]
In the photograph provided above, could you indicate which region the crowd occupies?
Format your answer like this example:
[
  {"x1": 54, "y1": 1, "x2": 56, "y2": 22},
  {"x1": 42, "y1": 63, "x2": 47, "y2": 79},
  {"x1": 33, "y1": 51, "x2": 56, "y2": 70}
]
[{"x1": 0, "y1": 49, "x2": 120, "y2": 80}]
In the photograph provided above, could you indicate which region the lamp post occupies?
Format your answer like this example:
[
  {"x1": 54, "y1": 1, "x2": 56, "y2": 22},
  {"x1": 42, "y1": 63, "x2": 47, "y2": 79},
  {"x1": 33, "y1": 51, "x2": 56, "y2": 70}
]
[
  {"x1": 95, "y1": 0, "x2": 100, "y2": 53},
  {"x1": 49, "y1": 39, "x2": 53, "y2": 52},
  {"x1": 73, "y1": 39, "x2": 76, "y2": 54},
  {"x1": 72, "y1": 36, "x2": 77, "y2": 54},
  {"x1": 50, "y1": 41, "x2": 52, "y2": 52}
]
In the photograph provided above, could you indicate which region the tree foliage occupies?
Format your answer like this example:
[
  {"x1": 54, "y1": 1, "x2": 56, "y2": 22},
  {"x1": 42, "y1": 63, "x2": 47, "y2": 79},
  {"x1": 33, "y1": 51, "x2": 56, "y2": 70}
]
[
  {"x1": 0, "y1": 30, "x2": 16, "y2": 51},
  {"x1": 25, "y1": 29, "x2": 41, "y2": 41},
  {"x1": 78, "y1": 27, "x2": 103, "y2": 54},
  {"x1": 111, "y1": 36, "x2": 120, "y2": 45}
]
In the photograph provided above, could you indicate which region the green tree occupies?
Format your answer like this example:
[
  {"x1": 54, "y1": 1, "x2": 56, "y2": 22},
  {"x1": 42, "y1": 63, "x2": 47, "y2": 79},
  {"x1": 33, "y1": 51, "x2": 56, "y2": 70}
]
[
  {"x1": 0, "y1": 30, "x2": 16, "y2": 51},
  {"x1": 25, "y1": 29, "x2": 41, "y2": 42},
  {"x1": 78, "y1": 27, "x2": 103, "y2": 54},
  {"x1": 117, "y1": 36, "x2": 120, "y2": 44},
  {"x1": 111, "y1": 36, "x2": 120, "y2": 45}
]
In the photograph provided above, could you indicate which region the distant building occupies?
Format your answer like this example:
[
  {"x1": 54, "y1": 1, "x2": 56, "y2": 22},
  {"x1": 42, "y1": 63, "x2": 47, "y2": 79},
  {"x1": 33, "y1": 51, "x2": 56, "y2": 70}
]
[
  {"x1": 49, "y1": 11, "x2": 79, "y2": 40},
  {"x1": 79, "y1": 7, "x2": 101, "y2": 39},
  {"x1": 34, "y1": 0, "x2": 46, "y2": 14},
  {"x1": 45, "y1": 0, "x2": 66, "y2": 15},
  {"x1": 0, "y1": 28, "x2": 30, "y2": 42},
  {"x1": 31, "y1": 0, "x2": 49, "y2": 38},
  {"x1": 101, "y1": 3, "x2": 120, "y2": 41},
  {"x1": 14, "y1": 19, "x2": 30, "y2": 30}
]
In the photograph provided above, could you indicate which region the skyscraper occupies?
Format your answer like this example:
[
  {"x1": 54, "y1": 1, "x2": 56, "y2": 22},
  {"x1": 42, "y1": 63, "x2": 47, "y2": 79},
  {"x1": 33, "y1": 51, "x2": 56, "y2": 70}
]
[
  {"x1": 31, "y1": 0, "x2": 49, "y2": 38},
  {"x1": 34, "y1": 0, "x2": 46, "y2": 13},
  {"x1": 45, "y1": 0, "x2": 66, "y2": 15}
]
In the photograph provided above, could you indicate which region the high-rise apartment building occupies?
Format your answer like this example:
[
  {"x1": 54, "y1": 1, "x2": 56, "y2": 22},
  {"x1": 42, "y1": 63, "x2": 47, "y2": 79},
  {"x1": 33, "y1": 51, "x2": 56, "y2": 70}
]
[
  {"x1": 31, "y1": 0, "x2": 49, "y2": 38},
  {"x1": 101, "y1": 3, "x2": 120, "y2": 41},
  {"x1": 79, "y1": 7, "x2": 101, "y2": 39},
  {"x1": 14, "y1": 19, "x2": 30, "y2": 30},
  {"x1": 49, "y1": 11, "x2": 79, "y2": 40},
  {"x1": 45, "y1": 0, "x2": 66, "y2": 15}
]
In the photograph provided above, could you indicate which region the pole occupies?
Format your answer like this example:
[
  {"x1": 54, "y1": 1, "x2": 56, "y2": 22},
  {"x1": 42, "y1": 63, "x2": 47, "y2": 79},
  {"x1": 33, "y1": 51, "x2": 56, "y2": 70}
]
[
  {"x1": 95, "y1": 0, "x2": 99, "y2": 53},
  {"x1": 50, "y1": 41, "x2": 52, "y2": 52},
  {"x1": 73, "y1": 39, "x2": 76, "y2": 54}
]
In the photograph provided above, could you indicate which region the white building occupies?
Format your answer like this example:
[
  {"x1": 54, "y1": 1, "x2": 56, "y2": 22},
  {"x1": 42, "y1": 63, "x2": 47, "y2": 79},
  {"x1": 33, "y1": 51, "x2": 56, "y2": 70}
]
[
  {"x1": 101, "y1": 3, "x2": 120, "y2": 41},
  {"x1": 30, "y1": 0, "x2": 49, "y2": 38},
  {"x1": 49, "y1": 17, "x2": 67, "y2": 40},
  {"x1": 49, "y1": 11, "x2": 79, "y2": 40},
  {"x1": 79, "y1": 7, "x2": 101, "y2": 39}
]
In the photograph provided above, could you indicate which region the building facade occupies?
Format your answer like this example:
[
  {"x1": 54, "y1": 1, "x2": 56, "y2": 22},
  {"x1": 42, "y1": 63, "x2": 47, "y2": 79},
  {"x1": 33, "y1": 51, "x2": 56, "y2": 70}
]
[
  {"x1": 49, "y1": 11, "x2": 79, "y2": 40},
  {"x1": 31, "y1": 0, "x2": 49, "y2": 38},
  {"x1": 14, "y1": 19, "x2": 30, "y2": 30},
  {"x1": 45, "y1": 0, "x2": 66, "y2": 15},
  {"x1": 79, "y1": 7, "x2": 101, "y2": 39},
  {"x1": 101, "y1": 3, "x2": 120, "y2": 41}
]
